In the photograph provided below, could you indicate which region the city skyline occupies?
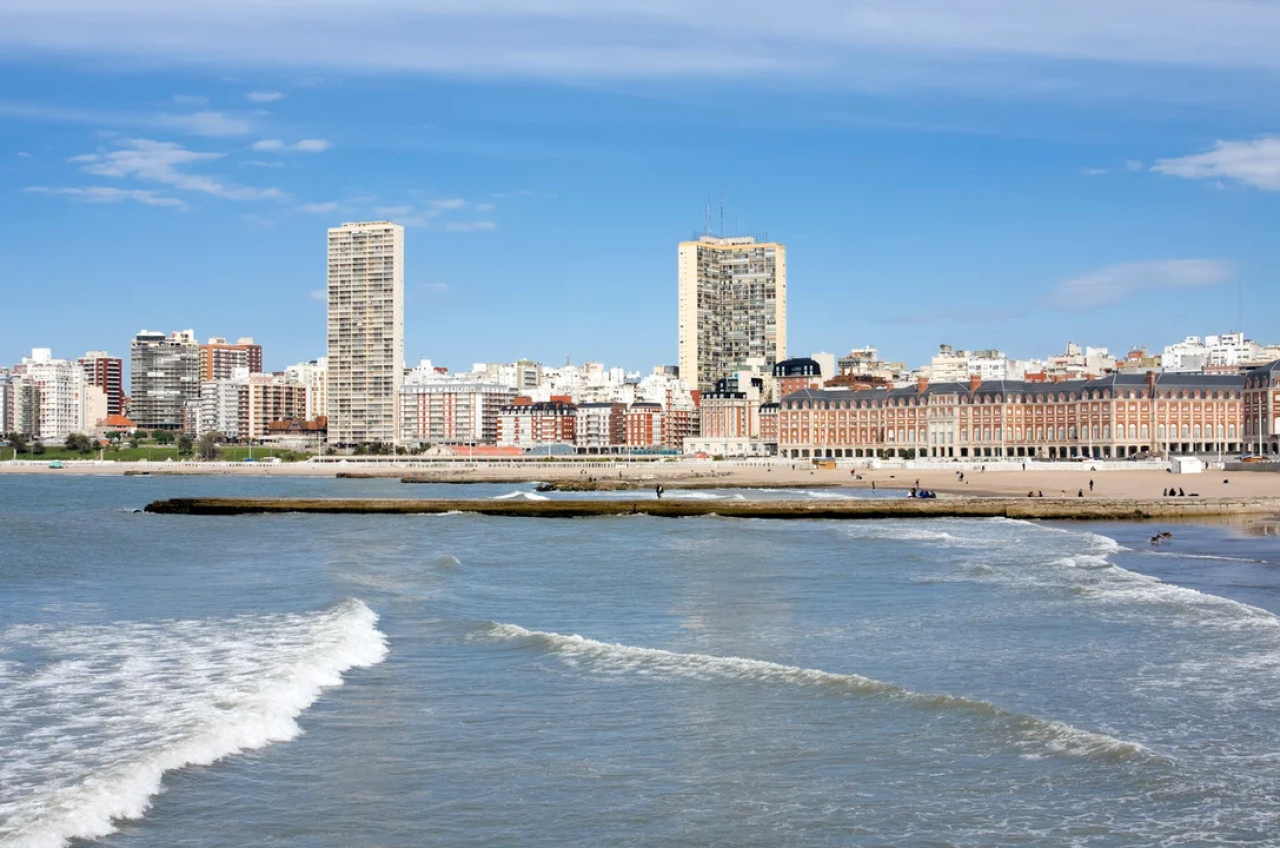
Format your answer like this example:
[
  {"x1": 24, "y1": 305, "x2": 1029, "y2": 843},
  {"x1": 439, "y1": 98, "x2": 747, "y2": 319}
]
[{"x1": 3, "y1": 2, "x2": 1280, "y2": 372}]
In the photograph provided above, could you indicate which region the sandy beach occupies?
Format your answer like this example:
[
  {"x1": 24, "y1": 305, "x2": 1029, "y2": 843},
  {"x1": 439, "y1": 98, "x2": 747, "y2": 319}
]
[{"x1": 5, "y1": 457, "x2": 1279, "y2": 501}]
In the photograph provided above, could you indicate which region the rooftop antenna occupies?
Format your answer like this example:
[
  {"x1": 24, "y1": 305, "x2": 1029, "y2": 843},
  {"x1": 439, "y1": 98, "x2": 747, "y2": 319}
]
[
  {"x1": 704, "y1": 195, "x2": 712, "y2": 236},
  {"x1": 719, "y1": 186, "x2": 725, "y2": 236}
]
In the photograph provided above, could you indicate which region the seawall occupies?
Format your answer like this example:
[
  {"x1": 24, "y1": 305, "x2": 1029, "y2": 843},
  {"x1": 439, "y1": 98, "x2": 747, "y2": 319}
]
[{"x1": 143, "y1": 496, "x2": 1280, "y2": 521}]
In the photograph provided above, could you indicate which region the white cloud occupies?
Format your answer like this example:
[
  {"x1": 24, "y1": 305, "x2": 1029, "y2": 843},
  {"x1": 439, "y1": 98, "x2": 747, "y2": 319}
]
[
  {"x1": 243, "y1": 159, "x2": 284, "y2": 168},
  {"x1": 299, "y1": 201, "x2": 338, "y2": 213},
  {"x1": 71, "y1": 138, "x2": 286, "y2": 201},
  {"x1": 1079, "y1": 167, "x2": 1108, "y2": 176},
  {"x1": 17, "y1": 151, "x2": 31, "y2": 158},
  {"x1": 421, "y1": 282, "x2": 450, "y2": 293},
  {"x1": 246, "y1": 90, "x2": 284, "y2": 102},
  {"x1": 158, "y1": 110, "x2": 252, "y2": 136},
  {"x1": 443, "y1": 220, "x2": 496, "y2": 232},
  {"x1": 172, "y1": 94, "x2": 209, "y2": 105},
  {"x1": 251, "y1": 137, "x2": 329, "y2": 152},
  {"x1": 1124, "y1": 159, "x2": 1143, "y2": 172},
  {"x1": 373, "y1": 204, "x2": 412, "y2": 216},
  {"x1": 1045, "y1": 259, "x2": 1233, "y2": 311},
  {"x1": 4, "y1": 0, "x2": 1280, "y2": 96},
  {"x1": 308, "y1": 288, "x2": 326, "y2": 301},
  {"x1": 429, "y1": 197, "x2": 466, "y2": 210},
  {"x1": 24, "y1": 185, "x2": 187, "y2": 208},
  {"x1": 1152, "y1": 138, "x2": 1280, "y2": 191}
]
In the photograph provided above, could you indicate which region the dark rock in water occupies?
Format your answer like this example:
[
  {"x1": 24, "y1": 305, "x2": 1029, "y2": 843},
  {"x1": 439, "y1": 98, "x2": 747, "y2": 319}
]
[{"x1": 535, "y1": 482, "x2": 558, "y2": 492}]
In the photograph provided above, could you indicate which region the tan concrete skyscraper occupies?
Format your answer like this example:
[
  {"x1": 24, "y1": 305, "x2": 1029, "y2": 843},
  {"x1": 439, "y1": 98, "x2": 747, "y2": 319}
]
[
  {"x1": 677, "y1": 235, "x2": 787, "y2": 392},
  {"x1": 326, "y1": 221, "x2": 404, "y2": 446}
]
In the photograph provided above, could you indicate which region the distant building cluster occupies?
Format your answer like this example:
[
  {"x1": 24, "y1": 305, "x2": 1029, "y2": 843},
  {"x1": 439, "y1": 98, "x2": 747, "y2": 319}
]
[{"x1": 4, "y1": 222, "x2": 1280, "y2": 460}]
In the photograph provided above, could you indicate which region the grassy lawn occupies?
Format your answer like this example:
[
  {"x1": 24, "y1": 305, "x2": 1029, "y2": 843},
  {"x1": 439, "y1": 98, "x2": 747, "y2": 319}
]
[{"x1": 4, "y1": 444, "x2": 312, "y2": 463}]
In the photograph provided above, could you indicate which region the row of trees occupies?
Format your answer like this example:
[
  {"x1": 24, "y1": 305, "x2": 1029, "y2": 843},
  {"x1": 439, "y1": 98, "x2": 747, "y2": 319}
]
[{"x1": 4, "y1": 430, "x2": 221, "y2": 459}]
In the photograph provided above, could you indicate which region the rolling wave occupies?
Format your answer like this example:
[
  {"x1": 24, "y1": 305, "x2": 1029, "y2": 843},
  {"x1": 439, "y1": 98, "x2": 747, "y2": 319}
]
[
  {"x1": 0, "y1": 599, "x2": 387, "y2": 848},
  {"x1": 482, "y1": 622, "x2": 1153, "y2": 763}
]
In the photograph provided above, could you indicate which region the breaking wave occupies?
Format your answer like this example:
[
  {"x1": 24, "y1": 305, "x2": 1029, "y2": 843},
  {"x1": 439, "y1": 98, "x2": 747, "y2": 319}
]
[
  {"x1": 481, "y1": 622, "x2": 1153, "y2": 763},
  {"x1": 0, "y1": 599, "x2": 388, "y2": 848}
]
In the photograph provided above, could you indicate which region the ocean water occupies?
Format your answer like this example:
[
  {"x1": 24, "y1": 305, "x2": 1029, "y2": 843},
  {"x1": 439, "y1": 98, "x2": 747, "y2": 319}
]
[{"x1": 2, "y1": 475, "x2": 1279, "y2": 847}]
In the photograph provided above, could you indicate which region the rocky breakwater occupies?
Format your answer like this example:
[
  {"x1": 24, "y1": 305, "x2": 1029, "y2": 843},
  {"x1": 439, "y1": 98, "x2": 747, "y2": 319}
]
[{"x1": 144, "y1": 496, "x2": 1280, "y2": 521}]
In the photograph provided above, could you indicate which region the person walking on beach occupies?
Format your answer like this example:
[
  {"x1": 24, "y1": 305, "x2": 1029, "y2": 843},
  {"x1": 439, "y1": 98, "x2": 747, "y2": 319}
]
[
  {"x1": 1089, "y1": 479, "x2": 1094, "y2": 492},
  {"x1": 655, "y1": 484, "x2": 663, "y2": 499}
]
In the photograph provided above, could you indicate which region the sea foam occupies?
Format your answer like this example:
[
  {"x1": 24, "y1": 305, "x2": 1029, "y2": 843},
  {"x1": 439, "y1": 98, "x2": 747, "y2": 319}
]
[
  {"x1": 482, "y1": 622, "x2": 1153, "y2": 763},
  {"x1": 0, "y1": 599, "x2": 388, "y2": 848}
]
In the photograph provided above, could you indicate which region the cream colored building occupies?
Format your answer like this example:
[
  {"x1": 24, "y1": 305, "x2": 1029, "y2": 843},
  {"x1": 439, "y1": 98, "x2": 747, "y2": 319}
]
[
  {"x1": 678, "y1": 235, "x2": 786, "y2": 393},
  {"x1": 326, "y1": 221, "x2": 404, "y2": 446}
]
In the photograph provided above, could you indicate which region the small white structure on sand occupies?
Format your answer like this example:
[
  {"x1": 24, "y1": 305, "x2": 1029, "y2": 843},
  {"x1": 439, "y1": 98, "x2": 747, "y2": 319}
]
[{"x1": 1171, "y1": 457, "x2": 1204, "y2": 474}]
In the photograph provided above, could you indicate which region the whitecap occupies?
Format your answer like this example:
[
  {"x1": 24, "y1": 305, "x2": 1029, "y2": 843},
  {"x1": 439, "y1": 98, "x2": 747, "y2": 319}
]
[
  {"x1": 0, "y1": 600, "x2": 388, "y2": 848},
  {"x1": 480, "y1": 622, "x2": 1155, "y2": 763}
]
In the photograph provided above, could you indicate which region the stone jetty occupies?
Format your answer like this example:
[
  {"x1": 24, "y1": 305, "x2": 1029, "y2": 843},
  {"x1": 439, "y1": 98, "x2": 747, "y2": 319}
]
[{"x1": 144, "y1": 496, "x2": 1280, "y2": 522}]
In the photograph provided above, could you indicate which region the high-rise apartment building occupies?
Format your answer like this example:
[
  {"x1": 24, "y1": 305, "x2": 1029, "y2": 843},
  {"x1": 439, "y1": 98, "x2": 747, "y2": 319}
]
[
  {"x1": 79, "y1": 351, "x2": 123, "y2": 417},
  {"x1": 199, "y1": 337, "x2": 263, "y2": 381},
  {"x1": 13, "y1": 348, "x2": 98, "y2": 440},
  {"x1": 130, "y1": 330, "x2": 199, "y2": 430},
  {"x1": 326, "y1": 221, "x2": 404, "y2": 446},
  {"x1": 677, "y1": 235, "x2": 787, "y2": 393}
]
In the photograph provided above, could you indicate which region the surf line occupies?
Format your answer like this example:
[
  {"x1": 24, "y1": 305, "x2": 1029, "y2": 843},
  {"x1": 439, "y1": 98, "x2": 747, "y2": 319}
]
[{"x1": 485, "y1": 622, "x2": 1161, "y2": 764}]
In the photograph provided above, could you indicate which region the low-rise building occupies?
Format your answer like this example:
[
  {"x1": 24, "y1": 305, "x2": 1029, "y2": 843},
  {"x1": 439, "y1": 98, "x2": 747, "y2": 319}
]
[
  {"x1": 778, "y1": 372, "x2": 1245, "y2": 460},
  {"x1": 1243, "y1": 361, "x2": 1280, "y2": 456},
  {"x1": 496, "y1": 397, "x2": 577, "y2": 448},
  {"x1": 624, "y1": 402, "x2": 664, "y2": 448},
  {"x1": 575, "y1": 402, "x2": 625, "y2": 451}
]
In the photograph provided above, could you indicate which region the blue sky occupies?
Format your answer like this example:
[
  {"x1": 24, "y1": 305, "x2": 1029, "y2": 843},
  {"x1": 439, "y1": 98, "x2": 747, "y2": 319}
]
[{"x1": 2, "y1": 0, "x2": 1279, "y2": 374}]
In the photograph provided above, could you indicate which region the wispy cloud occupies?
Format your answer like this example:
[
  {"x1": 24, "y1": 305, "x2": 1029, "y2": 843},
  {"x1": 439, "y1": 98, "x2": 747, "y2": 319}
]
[
  {"x1": 157, "y1": 111, "x2": 252, "y2": 136},
  {"x1": 172, "y1": 94, "x2": 209, "y2": 106},
  {"x1": 380, "y1": 197, "x2": 498, "y2": 231},
  {"x1": 251, "y1": 138, "x2": 330, "y2": 152},
  {"x1": 5, "y1": 1, "x2": 1280, "y2": 95},
  {"x1": 421, "y1": 282, "x2": 451, "y2": 294},
  {"x1": 1045, "y1": 259, "x2": 1233, "y2": 311},
  {"x1": 242, "y1": 159, "x2": 285, "y2": 168},
  {"x1": 0, "y1": 101, "x2": 257, "y2": 138},
  {"x1": 442, "y1": 220, "x2": 496, "y2": 232},
  {"x1": 70, "y1": 138, "x2": 286, "y2": 201},
  {"x1": 24, "y1": 185, "x2": 187, "y2": 208},
  {"x1": 298, "y1": 201, "x2": 339, "y2": 213},
  {"x1": 246, "y1": 90, "x2": 284, "y2": 103},
  {"x1": 17, "y1": 151, "x2": 31, "y2": 158},
  {"x1": 1152, "y1": 138, "x2": 1280, "y2": 191}
]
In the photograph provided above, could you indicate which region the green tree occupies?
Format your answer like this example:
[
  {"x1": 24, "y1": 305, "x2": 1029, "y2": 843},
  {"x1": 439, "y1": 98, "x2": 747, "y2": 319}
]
[
  {"x1": 64, "y1": 432, "x2": 94, "y2": 453},
  {"x1": 6, "y1": 432, "x2": 29, "y2": 454},
  {"x1": 31, "y1": 438, "x2": 45, "y2": 456},
  {"x1": 152, "y1": 430, "x2": 175, "y2": 445},
  {"x1": 176, "y1": 433, "x2": 194, "y2": 455},
  {"x1": 195, "y1": 431, "x2": 221, "y2": 460}
]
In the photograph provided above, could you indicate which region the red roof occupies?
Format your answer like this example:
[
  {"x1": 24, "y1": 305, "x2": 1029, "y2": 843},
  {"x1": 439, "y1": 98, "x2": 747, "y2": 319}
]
[{"x1": 101, "y1": 414, "x2": 136, "y2": 428}]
